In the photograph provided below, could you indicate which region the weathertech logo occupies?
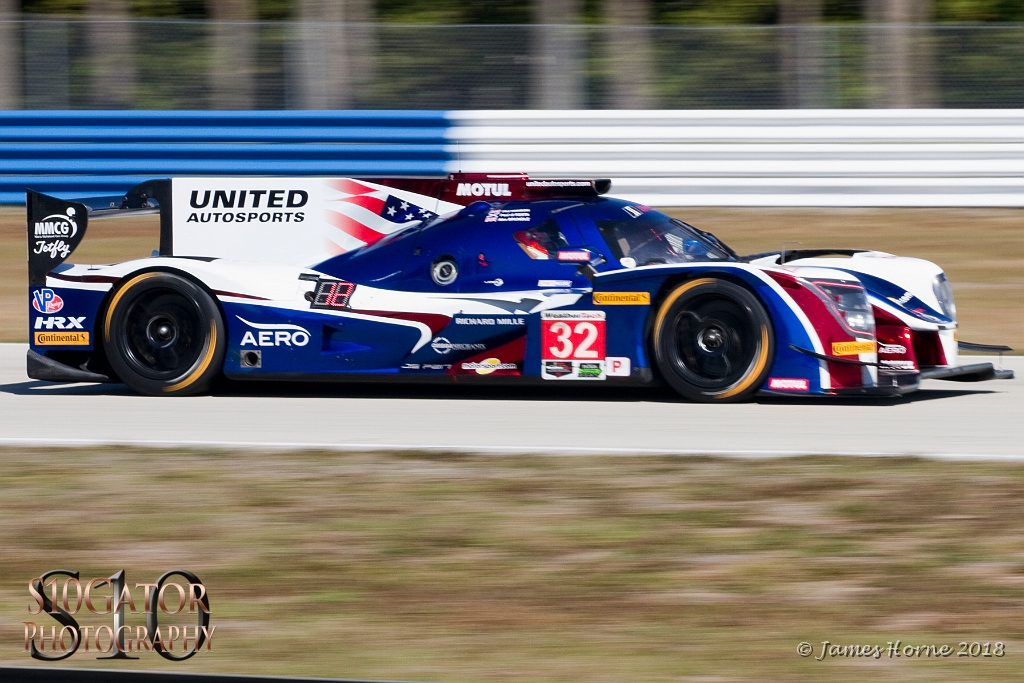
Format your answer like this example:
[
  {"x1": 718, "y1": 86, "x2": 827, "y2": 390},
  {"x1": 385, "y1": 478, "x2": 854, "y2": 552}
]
[
  {"x1": 455, "y1": 183, "x2": 512, "y2": 198},
  {"x1": 35, "y1": 331, "x2": 89, "y2": 346},
  {"x1": 768, "y1": 378, "x2": 809, "y2": 391},
  {"x1": 593, "y1": 292, "x2": 651, "y2": 305}
]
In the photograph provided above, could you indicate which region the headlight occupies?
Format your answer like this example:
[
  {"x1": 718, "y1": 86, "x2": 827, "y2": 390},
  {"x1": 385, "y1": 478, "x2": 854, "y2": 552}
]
[
  {"x1": 932, "y1": 273, "x2": 956, "y2": 320},
  {"x1": 807, "y1": 279, "x2": 875, "y2": 337}
]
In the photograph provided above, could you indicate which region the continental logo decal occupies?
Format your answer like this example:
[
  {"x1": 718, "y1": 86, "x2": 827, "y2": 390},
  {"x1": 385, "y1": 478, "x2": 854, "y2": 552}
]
[
  {"x1": 832, "y1": 340, "x2": 876, "y2": 356},
  {"x1": 592, "y1": 292, "x2": 651, "y2": 306},
  {"x1": 34, "y1": 331, "x2": 89, "y2": 346}
]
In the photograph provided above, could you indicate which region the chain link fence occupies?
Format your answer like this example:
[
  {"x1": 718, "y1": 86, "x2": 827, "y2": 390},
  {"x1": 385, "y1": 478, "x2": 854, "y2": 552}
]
[{"x1": 0, "y1": 19, "x2": 1022, "y2": 110}]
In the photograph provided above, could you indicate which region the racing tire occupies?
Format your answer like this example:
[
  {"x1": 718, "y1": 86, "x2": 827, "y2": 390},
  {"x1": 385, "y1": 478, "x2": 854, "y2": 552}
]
[
  {"x1": 103, "y1": 272, "x2": 225, "y2": 396},
  {"x1": 653, "y1": 278, "x2": 774, "y2": 403}
]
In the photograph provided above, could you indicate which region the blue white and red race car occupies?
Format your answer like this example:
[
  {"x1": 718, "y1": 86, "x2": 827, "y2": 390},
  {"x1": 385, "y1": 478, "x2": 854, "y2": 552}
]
[{"x1": 26, "y1": 173, "x2": 1012, "y2": 400}]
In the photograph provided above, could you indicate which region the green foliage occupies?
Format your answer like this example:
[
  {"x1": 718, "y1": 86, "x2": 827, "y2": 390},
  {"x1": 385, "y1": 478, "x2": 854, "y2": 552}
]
[
  {"x1": 376, "y1": 0, "x2": 530, "y2": 24},
  {"x1": 936, "y1": 0, "x2": 1024, "y2": 21},
  {"x1": 655, "y1": 0, "x2": 778, "y2": 25},
  {"x1": 21, "y1": 0, "x2": 86, "y2": 14},
  {"x1": 21, "y1": 0, "x2": 286, "y2": 19},
  {"x1": 18, "y1": 0, "x2": 1024, "y2": 24}
]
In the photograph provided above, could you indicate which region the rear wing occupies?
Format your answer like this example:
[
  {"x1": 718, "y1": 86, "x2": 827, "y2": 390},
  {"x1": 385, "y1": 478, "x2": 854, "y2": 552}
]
[
  {"x1": 28, "y1": 173, "x2": 610, "y2": 282},
  {"x1": 27, "y1": 179, "x2": 170, "y2": 287}
]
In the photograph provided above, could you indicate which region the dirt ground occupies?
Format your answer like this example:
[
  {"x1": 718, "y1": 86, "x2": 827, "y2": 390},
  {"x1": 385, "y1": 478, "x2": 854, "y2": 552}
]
[
  {"x1": 3, "y1": 206, "x2": 1022, "y2": 348},
  {"x1": 3, "y1": 448, "x2": 1024, "y2": 682}
]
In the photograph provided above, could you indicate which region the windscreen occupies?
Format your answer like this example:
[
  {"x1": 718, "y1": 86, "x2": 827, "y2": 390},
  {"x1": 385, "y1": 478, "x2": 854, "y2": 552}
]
[{"x1": 596, "y1": 211, "x2": 733, "y2": 266}]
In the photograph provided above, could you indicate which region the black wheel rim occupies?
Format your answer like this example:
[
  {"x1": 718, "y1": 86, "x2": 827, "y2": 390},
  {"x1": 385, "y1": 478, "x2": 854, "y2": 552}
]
[
  {"x1": 668, "y1": 296, "x2": 759, "y2": 389},
  {"x1": 119, "y1": 287, "x2": 205, "y2": 380}
]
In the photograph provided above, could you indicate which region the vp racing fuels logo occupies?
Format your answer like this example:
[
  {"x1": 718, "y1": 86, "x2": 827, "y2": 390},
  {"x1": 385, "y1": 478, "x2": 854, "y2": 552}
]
[
  {"x1": 32, "y1": 289, "x2": 64, "y2": 313},
  {"x1": 33, "y1": 208, "x2": 78, "y2": 259},
  {"x1": 237, "y1": 317, "x2": 310, "y2": 347}
]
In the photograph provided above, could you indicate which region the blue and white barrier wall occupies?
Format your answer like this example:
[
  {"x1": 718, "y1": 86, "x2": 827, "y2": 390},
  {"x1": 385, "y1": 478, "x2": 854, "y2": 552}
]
[{"x1": 3, "y1": 109, "x2": 1022, "y2": 207}]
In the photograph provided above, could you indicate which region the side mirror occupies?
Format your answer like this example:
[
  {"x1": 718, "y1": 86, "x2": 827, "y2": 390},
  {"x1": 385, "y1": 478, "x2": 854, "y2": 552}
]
[{"x1": 556, "y1": 248, "x2": 606, "y2": 284}]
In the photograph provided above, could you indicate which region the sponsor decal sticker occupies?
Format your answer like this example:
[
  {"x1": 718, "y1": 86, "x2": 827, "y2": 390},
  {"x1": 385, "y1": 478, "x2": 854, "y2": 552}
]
[
  {"x1": 525, "y1": 180, "x2": 590, "y2": 188},
  {"x1": 538, "y1": 280, "x2": 573, "y2": 288},
  {"x1": 33, "y1": 208, "x2": 78, "y2": 259},
  {"x1": 237, "y1": 317, "x2": 310, "y2": 347},
  {"x1": 34, "y1": 211, "x2": 78, "y2": 239},
  {"x1": 34, "y1": 331, "x2": 89, "y2": 346},
  {"x1": 430, "y1": 337, "x2": 487, "y2": 355},
  {"x1": 461, "y1": 358, "x2": 518, "y2": 375},
  {"x1": 878, "y1": 343, "x2": 908, "y2": 355},
  {"x1": 32, "y1": 289, "x2": 64, "y2": 313},
  {"x1": 189, "y1": 188, "x2": 309, "y2": 209},
  {"x1": 889, "y1": 291, "x2": 914, "y2": 306},
  {"x1": 484, "y1": 208, "x2": 531, "y2": 223},
  {"x1": 593, "y1": 292, "x2": 651, "y2": 306},
  {"x1": 541, "y1": 310, "x2": 606, "y2": 380},
  {"x1": 34, "y1": 316, "x2": 86, "y2": 330},
  {"x1": 768, "y1": 378, "x2": 810, "y2": 391},
  {"x1": 543, "y1": 361, "x2": 574, "y2": 378},
  {"x1": 454, "y1": 316, "x2": 524, "y2": 326},
  {"x1": 831, "y1": 341, "x2": 877, "y2": 356},
  {"x1": 456, "y1": 182, "x2": 512, "y2": 198},
  {"x1": 186, "y1": 189, "x2": 308, "y2": 224},
  {"x1": 186, "y1": 211, "x2": 305, "y2": 225},
  {"x1": 556, "y1": 249, "x2": 591, "y2": 262},
  {"x1": 605, "y1": 357, "x2": 631, "y2": 377},
  {"x1": 881, "y1": 360, "x2": 917, "y2": 370}
]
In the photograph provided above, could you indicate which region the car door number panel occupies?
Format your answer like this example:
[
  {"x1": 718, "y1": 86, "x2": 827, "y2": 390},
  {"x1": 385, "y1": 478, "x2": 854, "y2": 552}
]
[{"x1": 540, "y1": 311, "x2": 606, "y2": 380}]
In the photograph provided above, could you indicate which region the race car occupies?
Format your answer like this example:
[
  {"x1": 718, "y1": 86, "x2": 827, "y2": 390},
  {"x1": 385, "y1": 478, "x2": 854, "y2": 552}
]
[{"x1": 26, "y1": 173, "x2": 1013, "y2": 400}]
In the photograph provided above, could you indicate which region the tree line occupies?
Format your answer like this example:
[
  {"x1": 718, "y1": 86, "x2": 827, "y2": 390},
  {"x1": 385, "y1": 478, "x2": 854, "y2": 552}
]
[{"x1": 9, "y1": 0, "x2": 1024, "y2": 23}]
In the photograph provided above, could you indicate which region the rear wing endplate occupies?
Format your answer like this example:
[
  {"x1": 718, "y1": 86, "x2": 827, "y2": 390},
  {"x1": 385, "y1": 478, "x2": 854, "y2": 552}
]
[{"x1": 27, "y1": 179, "x2": 172, "y2": 287}]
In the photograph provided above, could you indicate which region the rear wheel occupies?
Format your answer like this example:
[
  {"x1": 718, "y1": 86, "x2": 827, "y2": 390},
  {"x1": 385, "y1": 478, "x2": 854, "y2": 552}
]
[
  {"x1": 104, "y1": 272, "x2": 225, "y2": 396},
  {"x1": 653, "y1": 278, "x2": 773, "y2": 402}
]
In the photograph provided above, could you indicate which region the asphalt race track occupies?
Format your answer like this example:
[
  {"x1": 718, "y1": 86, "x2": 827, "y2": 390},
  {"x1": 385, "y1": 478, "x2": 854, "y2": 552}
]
[{"x1": 1, "y1": 344, "x2": 1021, "y2": 459}]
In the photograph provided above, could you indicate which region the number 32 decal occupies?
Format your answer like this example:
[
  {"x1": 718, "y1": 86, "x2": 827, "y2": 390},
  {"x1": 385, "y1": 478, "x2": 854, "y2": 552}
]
[
  {"x1": 540, "y1": 311, "x2": 607, "y2": 380},
  {"x1": 546, "y1": 320, "x2": 602, "y2": 359}
]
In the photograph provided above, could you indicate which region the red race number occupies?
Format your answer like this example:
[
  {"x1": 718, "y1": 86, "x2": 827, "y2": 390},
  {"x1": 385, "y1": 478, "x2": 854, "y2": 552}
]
[{"x1": 541, "y1": 311, "x2": 606, "y2": 361}]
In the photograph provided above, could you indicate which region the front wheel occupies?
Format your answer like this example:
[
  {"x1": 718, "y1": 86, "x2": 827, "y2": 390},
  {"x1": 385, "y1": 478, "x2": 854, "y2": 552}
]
[
  {"x1": 653, "y1": 278, "x2": 774, "y2": 402},
  {"x1": 104, "y1": 272, "x2": 225, "y2": 396}
]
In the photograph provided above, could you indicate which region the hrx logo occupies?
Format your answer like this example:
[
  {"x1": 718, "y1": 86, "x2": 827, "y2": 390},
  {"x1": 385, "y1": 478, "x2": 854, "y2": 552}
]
[{"x1": 34, "y1": 316, "x2": 86, "y2": 330}]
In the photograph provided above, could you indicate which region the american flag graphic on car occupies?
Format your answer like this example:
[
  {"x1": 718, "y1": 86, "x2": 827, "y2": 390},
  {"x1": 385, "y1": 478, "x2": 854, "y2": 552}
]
[{"x1": 323, "y1": 178, "x2": 440, "y2": 254}]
